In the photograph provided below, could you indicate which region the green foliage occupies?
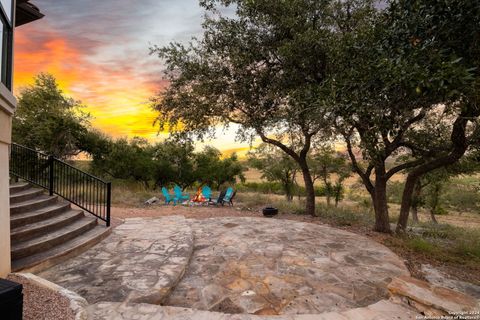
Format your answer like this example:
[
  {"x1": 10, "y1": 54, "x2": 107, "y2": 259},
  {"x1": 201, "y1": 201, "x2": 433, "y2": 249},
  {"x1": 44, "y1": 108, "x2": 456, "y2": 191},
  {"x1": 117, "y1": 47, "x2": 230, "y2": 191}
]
[
  {"x1": 406, "y1": 237, "x2": 436, "y2": 254},
  {"x1": 330, "y1": 0, "x2": 480, "y2": 232},
  {"x1": 247, "y1": 144, "x2": 299, "y2": 201},
  {"x1": 195, "y1": 146, "x2": 245, "y2": 190},
  {"x1": 90, "y1": 137, "x2": 155, "y2": 188},
  {"x1": 399, "y1": 223, "x2": 480, "y2": 263},
  {"x1": 237, "y1": 182, "x2": 326, "y2": 198},
  {"x1": 151, "y1": 0, "x2": 340, "y2": 140},
  {"x1": 387, "y1": 181, "x2": 404, "y2": 204},
  {"x1": 88, "y1": 136, "x2": 244, "y2": 190},
  {"x1": 151, "y1": 140, "x2": 197, "y2": 189},
  {"x1": 13, "y1": 73, "x2": 91, "y2": 159},
  {"x1": 443, "y1": 183, "x2": 480, "y2": 212},
  {"x1": 151, "y1": 0, "x2": 377, "y2": 215},
  {"x1": 317, "y1": 203, "x2": 375, "y2": 227},
  {"x1": 309, "y1": 146, "x2": 351, "y2": 206},
  {"x1": 237, "y1": 182, "x2": 286, "y2": 195}
]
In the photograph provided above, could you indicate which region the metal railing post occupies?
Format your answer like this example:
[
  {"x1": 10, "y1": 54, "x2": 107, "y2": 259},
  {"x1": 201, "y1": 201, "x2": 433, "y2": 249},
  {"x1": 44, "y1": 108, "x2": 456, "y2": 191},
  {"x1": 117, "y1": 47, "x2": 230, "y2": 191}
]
[
  {"x1": 106, "y1": 182, "x2": 111, "y2": 227},
  {"x1": 48, "y1": 155, "x2": 54, "y2": 196},
  {"x1": 10, "y1": 143, "x2": 112, "y2": 227}
]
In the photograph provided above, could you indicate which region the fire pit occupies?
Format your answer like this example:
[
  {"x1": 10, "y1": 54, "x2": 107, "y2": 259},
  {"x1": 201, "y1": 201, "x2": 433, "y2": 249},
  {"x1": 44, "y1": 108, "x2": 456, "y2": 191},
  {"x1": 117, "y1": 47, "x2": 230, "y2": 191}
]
[{"x1": 262, "y1": 207, "x2": 278, "y2": 217}]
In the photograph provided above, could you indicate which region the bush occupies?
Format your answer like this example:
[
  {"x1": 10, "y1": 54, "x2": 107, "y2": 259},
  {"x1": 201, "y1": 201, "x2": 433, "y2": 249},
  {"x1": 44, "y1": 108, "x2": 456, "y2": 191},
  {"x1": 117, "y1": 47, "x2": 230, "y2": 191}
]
[
  {"x1": 238, "y1": 182, "x2": 328, "y2": 198},
  {"x1": 314, "y1": 185, "x2": 327, "y2": 197},
  {"x1": 110, "y1": 179, "x2": 159, "y2": 207},
  {"x1": 443, "y1": 183, "x2": 480, "y2": 212},
  {"x1": 316, "y1": 203, "x2": 374, "y2": 227},
  {"x1": 398, "y1": 223, "x2": 480, "y2": 264},
  {"x1": 406, "y1": 237, "x2": 437, "y2": 254},
  {"x1": 237, "y1": 182, "x2": 285, "y2": 195},
  {"x1": 387, "y1": 181, "x2": 404, "y2": 204}
]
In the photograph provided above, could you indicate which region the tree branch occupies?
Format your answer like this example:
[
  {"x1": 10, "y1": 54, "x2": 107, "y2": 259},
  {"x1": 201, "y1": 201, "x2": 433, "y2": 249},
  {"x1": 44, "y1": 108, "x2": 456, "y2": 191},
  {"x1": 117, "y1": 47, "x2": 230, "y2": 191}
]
[
  {"x1": 344, "y1": 132, "x2": 374, "y2": 194},
  {"x1": 256, "y1": 130, "x2": 300, "y2": 161},
  {"x1": 385, "y1": 159, "x2": 424, "y2": 180}
]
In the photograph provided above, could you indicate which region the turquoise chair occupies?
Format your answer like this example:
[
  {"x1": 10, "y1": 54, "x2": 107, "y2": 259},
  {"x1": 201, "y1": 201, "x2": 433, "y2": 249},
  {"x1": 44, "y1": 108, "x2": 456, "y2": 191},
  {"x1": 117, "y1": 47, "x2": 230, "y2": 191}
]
[
  {"x1": 202, "y1": 185, "x2": 212, "y2": 201},
  {"x1": 174, "y1": 185, "x2": 190, "y2": 202},
  {"x1": 221, "y1": 187, "x2": 234, "y2": 206},
  {"x1": 161, "y1": 187, "x2": 178, "y2": 205}
]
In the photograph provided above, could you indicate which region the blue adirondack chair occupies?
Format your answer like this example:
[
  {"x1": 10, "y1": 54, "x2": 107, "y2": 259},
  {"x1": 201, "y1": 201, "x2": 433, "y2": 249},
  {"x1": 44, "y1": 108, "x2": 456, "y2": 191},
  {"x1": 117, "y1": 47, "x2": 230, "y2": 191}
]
[
  {"x1": 161, "y1": 187, "x2": 177, "y2": 205},
  {"x1": 221, "y1": 187, "x2": 234, "y2": 206},
  {"x1": 202, "y1": 185, "x2": 212, "y2": 201},
  {"x1": 174, "y1": 185, "x2": 190, "y2": 202},
  {"x1": 211, "y1": 189, "x2": 226, "y2": 206}
]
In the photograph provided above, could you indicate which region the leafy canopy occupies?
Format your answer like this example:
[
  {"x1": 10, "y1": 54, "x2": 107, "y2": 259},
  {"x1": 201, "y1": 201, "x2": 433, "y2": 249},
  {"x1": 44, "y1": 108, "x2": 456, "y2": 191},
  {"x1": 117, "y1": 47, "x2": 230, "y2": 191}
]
[{"x1": 13, "y1": 73, "x2": 90, "y2": 159}]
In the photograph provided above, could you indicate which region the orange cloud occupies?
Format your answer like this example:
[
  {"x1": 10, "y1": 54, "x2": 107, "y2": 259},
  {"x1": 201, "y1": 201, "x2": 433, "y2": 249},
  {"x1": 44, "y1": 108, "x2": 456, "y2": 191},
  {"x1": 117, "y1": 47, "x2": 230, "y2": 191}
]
[{"x1": 14, "y1": 28, "x2": 168, "y2": 141}]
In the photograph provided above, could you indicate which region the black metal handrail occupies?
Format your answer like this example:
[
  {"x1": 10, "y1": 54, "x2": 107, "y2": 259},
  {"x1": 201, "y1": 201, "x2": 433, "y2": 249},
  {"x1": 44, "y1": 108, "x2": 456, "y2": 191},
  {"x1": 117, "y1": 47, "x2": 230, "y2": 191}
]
[{"x1": 9, "y1": 143, "x2": 111, "y2": 227}]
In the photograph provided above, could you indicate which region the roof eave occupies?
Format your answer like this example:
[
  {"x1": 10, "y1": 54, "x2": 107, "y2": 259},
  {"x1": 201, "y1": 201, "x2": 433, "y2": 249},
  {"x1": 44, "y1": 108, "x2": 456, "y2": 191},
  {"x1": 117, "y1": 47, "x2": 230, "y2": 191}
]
[{"x1": 15, "y1": 0, "x2": 44, "y2": 27}]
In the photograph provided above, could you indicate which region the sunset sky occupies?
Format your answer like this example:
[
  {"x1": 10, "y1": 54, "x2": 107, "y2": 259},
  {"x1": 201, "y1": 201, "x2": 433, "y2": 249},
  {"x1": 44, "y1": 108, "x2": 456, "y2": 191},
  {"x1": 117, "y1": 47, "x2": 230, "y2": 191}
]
[{"x1": 14, "y1": 0, "x2": 252, "y2": 155}]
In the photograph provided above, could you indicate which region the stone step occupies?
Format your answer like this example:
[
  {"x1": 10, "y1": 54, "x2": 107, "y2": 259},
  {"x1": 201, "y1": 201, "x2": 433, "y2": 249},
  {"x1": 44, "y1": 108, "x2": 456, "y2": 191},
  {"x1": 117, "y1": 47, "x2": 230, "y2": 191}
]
[
  {"x1": 86, "y1": 300, "x2": 419, "y2": 320},
  {"x1": 9, "y1": 182, "x2": 31, "y2": 194},
  {"x1": 11, "y1": 217, "x2": 98, "y2": 260},
  {"x1": 10, "y1": 195, "x2": 59, "y2": 215},
  {"x1": 38, "y1": 216, "x2": 194, "y2": 305},
  {"x1": 11, "y1": 209, "x2": 85, "y2": 243},
  {"x1": 10, "y1": 202, "x2": 71, "y2": 229},
  {"x1": 9, "y1": 187, "x2": 45, "y2": 204},
  {"x1": 12, "y1": 225, "x2": 112, "y2": 273}
]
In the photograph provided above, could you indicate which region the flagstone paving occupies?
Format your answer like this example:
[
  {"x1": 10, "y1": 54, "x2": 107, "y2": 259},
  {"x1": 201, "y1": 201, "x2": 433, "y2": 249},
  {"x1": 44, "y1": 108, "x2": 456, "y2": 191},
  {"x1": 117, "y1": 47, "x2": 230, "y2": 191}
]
[
  {"x1": 87, "y1": 299, "x2": 419, "y2": 319},
  {"x1": 37, "y1": 215, "x2": 411, "y2": 317},
  {"x1": 165, "y1": 217, "x2": 409, "y2": 315},
  {"x1": 39, "y1": 216, "x2": 193, "y2": 305}
]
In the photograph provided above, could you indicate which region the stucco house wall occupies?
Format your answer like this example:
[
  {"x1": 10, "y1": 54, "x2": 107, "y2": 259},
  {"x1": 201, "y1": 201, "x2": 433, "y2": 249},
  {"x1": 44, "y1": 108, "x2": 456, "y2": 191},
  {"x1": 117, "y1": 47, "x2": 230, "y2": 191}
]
[{"x1": 0, "y1": 84, "x2": 16, "y2": 277}]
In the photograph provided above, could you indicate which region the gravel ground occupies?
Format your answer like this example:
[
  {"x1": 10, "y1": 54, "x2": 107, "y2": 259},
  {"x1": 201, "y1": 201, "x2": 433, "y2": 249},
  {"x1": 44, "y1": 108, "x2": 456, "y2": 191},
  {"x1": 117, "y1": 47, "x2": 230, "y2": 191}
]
[{"x1": 7, "y1": 274, "x2": 75, "y2": 320}]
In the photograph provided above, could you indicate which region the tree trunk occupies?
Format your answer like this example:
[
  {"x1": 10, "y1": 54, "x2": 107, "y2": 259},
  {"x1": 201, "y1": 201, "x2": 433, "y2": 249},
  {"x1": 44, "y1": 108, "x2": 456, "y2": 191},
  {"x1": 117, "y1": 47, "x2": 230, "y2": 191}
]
[
  {"x1": 411, "y1": 206, "x2": 419, "y2": 223},
  {"x1": 334, "y1": 183, "x2": 342, "y2": 207},
  {"x1": 285, "y1": 185, "x2": 293, "y2": 202},
  {"x1": 411, "y1": 182, "x2": 422, "y2": 223},
  {"x1": 396, "y1": 174, "x2": 418, "y2": 232},
  {"x1": 372, "y1": 175, "x2": 391, "y2": 233},
  {"x1": 430, "y1": 210, "x2": 438, "y2": 224},
  {"x1": 396, "y1": 111, "x2": 473, "y2": 232},
  {"x1": 299, "y1": 158, "x2": 315, "y2": 216},
  {"x1": 283, "y1": 179, "x2": 294, "y2": 202},
  {"x1": 326, "y1": 195, "x2": 331, "y2": 206}
]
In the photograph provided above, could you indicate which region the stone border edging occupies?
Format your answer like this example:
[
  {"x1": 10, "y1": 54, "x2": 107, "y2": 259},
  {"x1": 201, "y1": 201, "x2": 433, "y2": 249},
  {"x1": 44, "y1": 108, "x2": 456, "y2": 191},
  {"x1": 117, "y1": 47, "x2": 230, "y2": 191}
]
[
  {"x1": 86, "y1": 299, "x2": 420, "y2": 319},
  {"x1": 9, "y1": 272, "x2": 89, "y2": 320},
  {"x1": 388, "y1": 275, "x2": 480, "y2": 317}
]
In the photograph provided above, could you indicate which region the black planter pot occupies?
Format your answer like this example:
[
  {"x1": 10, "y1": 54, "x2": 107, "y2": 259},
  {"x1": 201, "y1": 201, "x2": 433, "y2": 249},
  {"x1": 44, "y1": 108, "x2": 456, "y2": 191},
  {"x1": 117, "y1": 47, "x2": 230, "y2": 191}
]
[{"x1": 263, "y1": 207, "x2": 278, "y2": 217}]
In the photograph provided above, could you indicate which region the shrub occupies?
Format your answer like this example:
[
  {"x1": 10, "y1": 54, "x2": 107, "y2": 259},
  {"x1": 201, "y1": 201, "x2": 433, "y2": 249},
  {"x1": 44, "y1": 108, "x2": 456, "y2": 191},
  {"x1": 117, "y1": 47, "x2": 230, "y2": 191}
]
[
  {"x1": 316, "y1": 203, "x2": 374, "y2": 227},
  {"x1": 443, "y1": 183, "x2": 480, "y2": 212},
  {"x1": 387, "y1": 181, "x2": 404, "y2": 204},
  {"x1": 406, "y1": 237, "x2": 436, "y2": 254},
  {"x1": 237, "y1": 182, "x2": 285, "y2": 195}
]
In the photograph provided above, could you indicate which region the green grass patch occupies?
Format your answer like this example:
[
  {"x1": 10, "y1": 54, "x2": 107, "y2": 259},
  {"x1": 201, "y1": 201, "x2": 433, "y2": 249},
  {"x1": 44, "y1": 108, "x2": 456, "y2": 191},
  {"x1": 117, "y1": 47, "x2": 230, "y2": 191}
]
[
  {"x1": 387, "y1": 223, "x2": 480, "y2": 266},
  {"x1": 237, "y1": 182, "x2": 327, "y2": 197},
  {"x1": 111, "y1": 179, "x2": 160, "y2": 207},
  {"x1": 405, "y1": 237, "x2": 437, "y2": 254},
  {"x1": 316, "y1": 203, "x2": 374, "y2": 227}
]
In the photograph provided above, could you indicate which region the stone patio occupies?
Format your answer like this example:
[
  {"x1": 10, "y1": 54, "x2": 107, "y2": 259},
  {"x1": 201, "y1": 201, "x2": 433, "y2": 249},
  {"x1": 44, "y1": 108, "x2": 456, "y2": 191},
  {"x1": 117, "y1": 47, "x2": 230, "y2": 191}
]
[
  {"x1": 165, "y1": 217, "x2": 409, "y2": 315},
  {"x1": 39, "y1": 216, "x2": 193, "y2": 305},
  {"x1": 38, "y1": 216, "x2": 412, "y2": 318},
  {"x1": 86, "y1": 299, "x2": 419, "y2": 320}
]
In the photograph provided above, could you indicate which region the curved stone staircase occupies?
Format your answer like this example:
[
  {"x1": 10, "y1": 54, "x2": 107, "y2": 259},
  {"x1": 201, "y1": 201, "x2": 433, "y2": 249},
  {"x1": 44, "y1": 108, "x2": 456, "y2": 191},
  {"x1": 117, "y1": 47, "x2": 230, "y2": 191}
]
[{"x1": 10, "y1": 181, "x2": 111, "y2": 273}]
